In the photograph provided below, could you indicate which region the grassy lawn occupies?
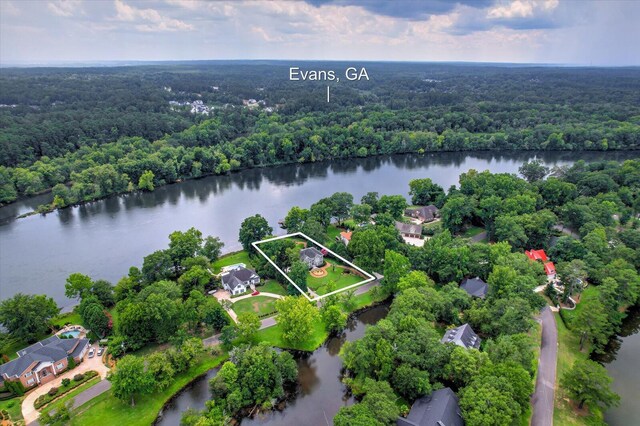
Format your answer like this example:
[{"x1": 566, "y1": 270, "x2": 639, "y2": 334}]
[
  {"x1": 308, "y1": 266, "x2": 365, "y2": 295},
  {"x1": 233, "y1": 296, "x2": 278, "y2": 317},
  {"x1": 554, "y1": 312, "x2": 603, "y2": 425},
  {"x1": 559, "y1": 286, "x2": 600, "y2": 327},
  {"x1": 256, "y1": 279, "x2": 287, "y2": 296},
  {"x1": 71, "y1": 353, "x2": 227, "y2": 426},
  {"x1": 51, "y1": 311, "x2": 83, "y2": 329},
  {"x1": 326, "y1": 225, "x2": 342, "y2": 244},
  {"x1": 461, "y1": 226, "x2": 485, "y2": 238},
  {"x1": 212, "y1": 251, "x2": 253, "y2": 273},
  {"x1": 249, "y1": 320, "x2": 329, "y2": 352},
  {"x1": 0, "y1": 396, "x2": 23, "y2": 423}
]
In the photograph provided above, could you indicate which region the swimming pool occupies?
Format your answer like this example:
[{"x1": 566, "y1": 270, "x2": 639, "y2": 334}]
[{"x1": 60, "y1": 330, "x2": 81, "y2": 338}]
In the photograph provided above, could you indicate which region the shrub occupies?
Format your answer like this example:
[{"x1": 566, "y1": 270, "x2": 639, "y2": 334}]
[
  {"x1": 61, "y1": 378, "x2": 71, "y2": 387},
  {"x1": 47, "y1": 387, "x2": 59, "y2": 397},
  {"x1": 73, "y1": 373, "x2": 84, "y2": 382}
]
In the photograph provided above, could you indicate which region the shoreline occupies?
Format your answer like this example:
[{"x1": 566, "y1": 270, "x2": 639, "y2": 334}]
[{"x1": 3, "y1": 148, "x2": 639, "y2": 222}]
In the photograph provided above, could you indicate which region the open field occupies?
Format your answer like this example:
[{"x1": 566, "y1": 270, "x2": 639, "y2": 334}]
[{"x1": 256, "y1": 279, "x2": 287, "y2": 296}]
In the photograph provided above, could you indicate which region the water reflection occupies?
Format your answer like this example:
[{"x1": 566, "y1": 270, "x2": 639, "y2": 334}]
[{"x1": 155, "y1": 304, "x2": 389, "y2": 426}]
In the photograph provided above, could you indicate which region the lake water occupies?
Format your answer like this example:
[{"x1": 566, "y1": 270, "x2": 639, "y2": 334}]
[
  {"x1": 1, "y1": 150, "x2": 638, "y2": 424},
  {"x1": 597, "y1": 307, "x2": 640, "y2": 425},
  {"x1": 155, "y1": 303, "x2": 389, "y2": 426},
  {"x1": 2, "y1": 150, "x2": 637, "y2": 308}
]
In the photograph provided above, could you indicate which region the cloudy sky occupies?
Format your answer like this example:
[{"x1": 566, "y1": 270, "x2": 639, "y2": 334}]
[{"x1": 1, "y1": 0, "x2": 639, "y2": 65}]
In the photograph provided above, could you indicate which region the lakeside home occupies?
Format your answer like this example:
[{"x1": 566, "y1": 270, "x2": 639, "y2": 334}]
[{"x1": 0, "y1": 335, "x2": 89, "y2": 389}]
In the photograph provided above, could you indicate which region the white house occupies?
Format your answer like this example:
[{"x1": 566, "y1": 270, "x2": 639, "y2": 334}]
[{"x1": 221, "y1": 266, "x2": 260, "y2": 295}]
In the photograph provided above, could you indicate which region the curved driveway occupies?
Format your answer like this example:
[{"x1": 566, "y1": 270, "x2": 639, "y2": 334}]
[{"x1": 531, "y1": 306, "x2": 558, "y2": 426}]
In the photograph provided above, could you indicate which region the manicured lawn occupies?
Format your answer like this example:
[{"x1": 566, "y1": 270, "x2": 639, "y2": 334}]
[
  {"x1": 233, "y1": 296, "x2": 278, "y2": 317},
  {"x1": 554, "y1": 312, "x2": 603, "y2": 425},
  {"x1": 249, "y1": 320, "x2": 329, "y2": 352},
  {"x1": 256, "y1": 279, "x2": 287, "y2": 296},
  {"x1": 0, "y1": 396, "x2": 23, "y2": 423},
  {"x1": 212, "y1": 251, "x2": 253, "y2": 273},
  {"x1": 308, "y1": 266, "x2": 365, "y2": 295},
  {"x1": 71, "y1": 353, "x2": 227, "y2": 426},
  {"x1": 51, "y1": 311, "x2": 83, "y2": 329}
]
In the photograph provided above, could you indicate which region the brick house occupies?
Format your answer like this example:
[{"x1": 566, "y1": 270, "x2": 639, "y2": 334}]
[{"x1": 0, "y1": 335, "x2": 89, "y2": 389}]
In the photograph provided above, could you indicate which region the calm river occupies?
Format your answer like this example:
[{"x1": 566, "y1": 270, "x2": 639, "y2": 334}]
[{"x1": 155, "y1": 304, "x2": 390, "y2": 426}]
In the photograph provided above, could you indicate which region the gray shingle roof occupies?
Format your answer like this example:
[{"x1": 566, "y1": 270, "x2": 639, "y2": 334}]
[
  {"x1": 405, "y1": 205, "x2": 439, "y2": 222},
  {"x1": 441, "y1": 323, "x2": 481, "y2": 350},
  {"x1": 460, "y1": 277, "x2": 488, "y2": 299},
  {"x1": 0, "y1": 335, "x2": 84, "y2": 379},
  {"x1": 395, "y1": 221, "x2": 423, "y2": 235},
  {"x1": 300, "y1": 247, "x2": 323, "y2": 261},
  {"x1": 397, "y1": 387, "x2": 464, "y2": 426},
  {"x1": 221, "y1": 266, "x2": 258, "y2": 290}
]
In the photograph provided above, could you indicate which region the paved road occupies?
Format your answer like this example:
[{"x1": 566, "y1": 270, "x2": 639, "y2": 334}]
[
  {"x1": 531, "y1": 306, "x2": 558, "y2": 426},
  {"x1": 470, "y1": 231, "x2": 488, "y2": 242},
  {"x1": 553, "y1": 224, "x2": 580, "y2": 239}
]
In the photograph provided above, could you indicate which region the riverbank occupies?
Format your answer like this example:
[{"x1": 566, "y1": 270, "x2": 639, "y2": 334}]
[{"x1": 69, "y1": 353, "x2": 227, "y2": 426}]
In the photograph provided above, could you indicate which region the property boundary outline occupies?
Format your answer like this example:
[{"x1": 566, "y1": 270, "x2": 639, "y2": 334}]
[{"x1": 252, "y1": 232, "x2": 376, "y2": 302}]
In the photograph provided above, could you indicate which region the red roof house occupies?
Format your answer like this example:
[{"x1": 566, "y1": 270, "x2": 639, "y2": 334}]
[
  {"x1": 525, "y1": 249, "x2": 548, "y2": 262},
  {"x1": 544, "y1": 262, "x2": 556, "y2": 277}
]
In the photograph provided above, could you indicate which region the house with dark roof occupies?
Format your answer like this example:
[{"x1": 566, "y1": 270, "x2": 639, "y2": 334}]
[
  {"x1": 395, "y1": 221, "x2": 423, "y2": 239},
  {"x1": 0, "y1": 336, "x2": 89, "y2": 389},
  {"x1": 441, "y1": 323, "x2": 481, "y2": 350},
  {"x1": 405, "y1": 205, "x2": 439, "y2": 223},
  {"x1": 397, "y1": 387, "x2": 464, "y2": 426},
  {"x1": 300, "y1": 247, "x2": 324, "y2": 269},
  {"x1": 460, "y1": 277, "x2": 488, "y2": 299},
  {"x1": 221, "y1": 266, "x2": 260, "y2": 295}
]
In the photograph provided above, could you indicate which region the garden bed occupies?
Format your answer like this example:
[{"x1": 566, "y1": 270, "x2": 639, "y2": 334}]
[{"x1": 34, "y1": 371, "x2": 99, "y2": 409}]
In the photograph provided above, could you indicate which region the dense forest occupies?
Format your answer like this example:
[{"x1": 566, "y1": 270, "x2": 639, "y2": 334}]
[{"x1": 1, "y1": 62, "x2": 639, "y2": 206}]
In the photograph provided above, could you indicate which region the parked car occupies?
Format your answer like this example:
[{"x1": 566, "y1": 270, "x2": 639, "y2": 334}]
[
  {"x1": 88, "y1": 348, "x2": 95, "y2": 358},
  {"x1": 97, "y1": 347, "x2": 104, "y2": 356}
]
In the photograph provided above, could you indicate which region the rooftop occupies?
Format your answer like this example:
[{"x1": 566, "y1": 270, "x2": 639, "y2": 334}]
[
  {"x1": 397, "y1": 387, "x2": 464, "y2": 426},
  {"x1": 441, "y1": 323, "x2": 481, "y2": 350}
]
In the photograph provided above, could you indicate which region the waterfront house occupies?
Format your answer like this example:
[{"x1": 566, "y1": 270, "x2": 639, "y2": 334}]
[
  {"x1": 0, "y1": 336, "x2": 89, "y2": 389},
  {"x1": 300, "y1": 247, "x2": 324, "y2": 269},
  {"x1": 404, "y1": 205, "x2": 439, "y2": 223},
  {"x1": 221, "y1": 266, "x2": 260, "y2": 295},
  {"x1": 395, "y1": 221, "x2": 423, "y2": 239}
]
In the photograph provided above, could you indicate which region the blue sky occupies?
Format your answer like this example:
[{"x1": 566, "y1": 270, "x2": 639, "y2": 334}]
[{"x1": 1, "y1": 0, "x2": 638, "y2": 65}]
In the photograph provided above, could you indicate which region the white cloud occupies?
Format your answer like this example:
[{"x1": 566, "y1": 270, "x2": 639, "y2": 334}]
[
  {"x1": 487, "y1": 0, "x2": 559, "y2": 19},
  {"x1": 114, "y1": 0, "x2": 194, "y2": 32},
  {"x1": 47, "y1": 0, "x2": 83, "y2": 17}
]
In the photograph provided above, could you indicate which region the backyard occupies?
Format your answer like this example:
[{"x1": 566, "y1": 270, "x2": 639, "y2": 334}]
[
  {"x1": 307, "y1": 263, "x2": 366, "y2": 295},
  {"x1": 212, "y1": 251, "x2": 253, "y2": 274}
]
